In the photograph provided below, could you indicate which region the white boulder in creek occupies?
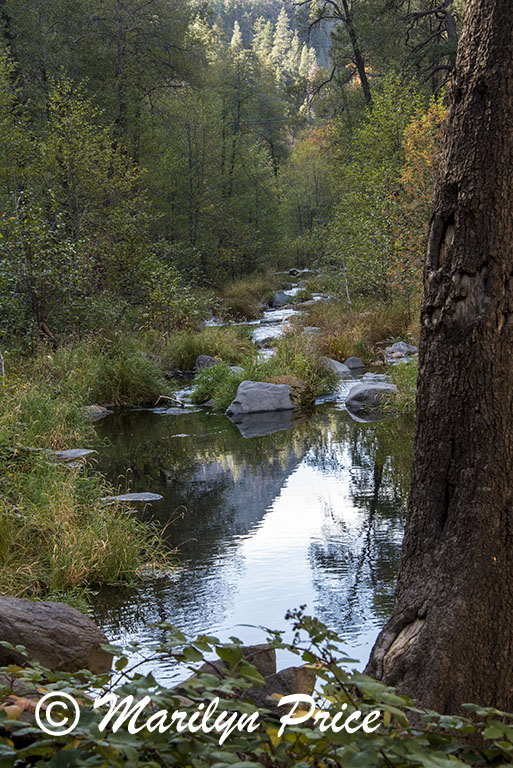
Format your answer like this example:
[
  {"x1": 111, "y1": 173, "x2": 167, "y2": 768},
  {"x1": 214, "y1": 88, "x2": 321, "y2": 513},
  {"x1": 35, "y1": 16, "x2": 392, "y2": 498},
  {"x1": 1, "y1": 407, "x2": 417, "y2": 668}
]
[
  {"x1": 225, "y1": 381, "x2": 293, "y2": 416},
  {"x1": 346, "y1": 381, "x2": 398, "y2": 414}
]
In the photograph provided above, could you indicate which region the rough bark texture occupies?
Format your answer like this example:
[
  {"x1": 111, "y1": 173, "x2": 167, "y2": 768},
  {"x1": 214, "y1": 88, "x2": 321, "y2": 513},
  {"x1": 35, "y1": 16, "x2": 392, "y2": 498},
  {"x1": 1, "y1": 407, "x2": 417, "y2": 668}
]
[{"x1": 366, "y1": 0, "x2": 513, "y2": 713}]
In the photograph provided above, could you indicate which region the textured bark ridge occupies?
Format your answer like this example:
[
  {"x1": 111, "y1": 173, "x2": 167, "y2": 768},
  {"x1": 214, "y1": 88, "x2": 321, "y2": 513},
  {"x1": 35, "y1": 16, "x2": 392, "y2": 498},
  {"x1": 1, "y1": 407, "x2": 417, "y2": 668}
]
[{"x1": 366, "y1": 0, "x2": 513, "y2": 713}]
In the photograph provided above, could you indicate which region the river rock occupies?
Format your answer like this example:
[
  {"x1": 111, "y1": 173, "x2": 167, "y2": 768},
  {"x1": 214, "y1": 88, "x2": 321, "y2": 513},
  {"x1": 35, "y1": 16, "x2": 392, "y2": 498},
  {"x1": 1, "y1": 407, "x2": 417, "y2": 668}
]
[
  {"x1": 247, "y1": 666, "x2": 316, "y2": 712},
  {"x1": 225, "y1": 381, "x2": 293, "y2": 416},
  {"x1": 346, "y1": 382, "x2": 397, "y2": 414},
  {"x1": 229, "y1": 410, "x2": 294, "y2": 438},
  {"x1": 53, "y1": 448, "x2": 96, "y2": 462},
  {"x1": 344, "y1": 356, "x2": 365, "y2": 370},
  {"x1": 303, "y1": 326, "x2": 320, "y2": 336},
  {"x1": 197, "y1": 644, "x2": 276, "y2": 680},
  {"x1": 385, "y1": 341, "x2": 418, "y2": 359},
  {"x1": 321, "y1": 357, "x2": 352, "y2": 378},
  {"x1": 195, "y1": 355, "x2": 222, "y2": 370},
  {"x1": 0, "y1": 597, "x2": 112, "y2": 673},
  {"x1": 83, "y1": 405, "x2": 111, "y2": 422},
  {"x1": 102, "y1": 492, "x2": 163, "y2": 503},
  {"x1": 271, "y1": 291, "x2": 290, "y2": 308},
  {"x1": 362, "y1": 372, "x2": 391, "y2": 383}
]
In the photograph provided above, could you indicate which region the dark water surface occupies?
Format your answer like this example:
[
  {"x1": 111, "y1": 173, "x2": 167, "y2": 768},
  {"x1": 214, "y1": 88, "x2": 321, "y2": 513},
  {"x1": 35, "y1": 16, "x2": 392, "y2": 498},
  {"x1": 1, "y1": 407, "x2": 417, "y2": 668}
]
[{"x1": 91, "y1": 401, "x2": 414, "y2": 681}]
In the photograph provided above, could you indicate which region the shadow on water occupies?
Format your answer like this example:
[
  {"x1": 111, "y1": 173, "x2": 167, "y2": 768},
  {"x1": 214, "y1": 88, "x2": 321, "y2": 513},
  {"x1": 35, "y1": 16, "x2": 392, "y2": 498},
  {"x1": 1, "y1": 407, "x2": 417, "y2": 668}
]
[{"x1": 91, "y1": 404, "x2": 414, "y2": 680}]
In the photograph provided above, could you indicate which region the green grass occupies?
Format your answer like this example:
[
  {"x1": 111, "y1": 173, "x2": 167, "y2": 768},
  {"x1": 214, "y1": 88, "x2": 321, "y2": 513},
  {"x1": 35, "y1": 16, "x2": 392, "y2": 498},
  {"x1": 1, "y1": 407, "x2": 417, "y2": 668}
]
[
  {"x1": 220, "y1": 272, "x2": 280, "y2": 320},
  {"x1": 142, "y1": 325, "x2": 254, "y2": 372},
  {"x1": 0, "y1": 362, "x2": 166, "y2": 602},
  {"x1": 388, "y1": 358, "x2": 418, "y2": 413}
]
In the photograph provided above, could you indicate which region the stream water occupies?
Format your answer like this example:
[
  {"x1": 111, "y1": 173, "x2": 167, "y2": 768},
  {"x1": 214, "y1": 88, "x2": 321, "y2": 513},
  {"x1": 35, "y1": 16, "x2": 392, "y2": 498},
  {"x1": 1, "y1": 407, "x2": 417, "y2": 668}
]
[{"x1": 91, "y1": 301, "x2": 415, "y2": 682}]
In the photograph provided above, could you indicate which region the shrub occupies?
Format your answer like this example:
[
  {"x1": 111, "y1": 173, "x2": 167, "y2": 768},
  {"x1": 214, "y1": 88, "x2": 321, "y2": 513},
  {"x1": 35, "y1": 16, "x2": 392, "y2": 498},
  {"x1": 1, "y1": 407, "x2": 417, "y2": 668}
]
[{"x1": 190, "y1": 363, "x2": 246, "y2": 411}]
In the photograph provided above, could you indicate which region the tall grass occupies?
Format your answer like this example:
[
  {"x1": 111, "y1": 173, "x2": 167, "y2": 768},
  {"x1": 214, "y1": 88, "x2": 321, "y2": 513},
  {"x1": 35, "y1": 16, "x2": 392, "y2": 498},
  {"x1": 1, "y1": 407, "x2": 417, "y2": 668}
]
[
  {"x1": 142, "y1": 325, "x2": 254, "y2": 371},
  {"x1": 293, "y1": 299, "x2": 417, "y2": 363},
  {"x1": 0, "y1": 367, "x2": 165, "y2": 601},
  {"x1": 220, "y1": 273, "x2": 279, "y2": 320}
]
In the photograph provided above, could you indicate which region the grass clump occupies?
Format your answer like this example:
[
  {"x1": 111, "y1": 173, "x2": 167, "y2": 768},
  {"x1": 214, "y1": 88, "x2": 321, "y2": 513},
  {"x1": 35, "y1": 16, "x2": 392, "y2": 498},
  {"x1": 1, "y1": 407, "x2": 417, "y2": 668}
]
[
  {"x1": 0, "y1": 368, "x2": 165, "y2": 601},
  {"x1": 220, "y1": 273, "x2": 279, "y2": 320},
  {"x1": 24, "y1": 338, "x2": 169, "y2": 407},
  {"x1": 295, "y1": 299, "x2": 416, "y2": 363},
  {"x1": 388, "y1": 358, "x2": 418, "y2": 413},
  {"x1": 190, "y1": 363, "x2": 247, "y2": 411},
  {"x1": 151, "y1": 325, "x2": 254, "y2": 371}
]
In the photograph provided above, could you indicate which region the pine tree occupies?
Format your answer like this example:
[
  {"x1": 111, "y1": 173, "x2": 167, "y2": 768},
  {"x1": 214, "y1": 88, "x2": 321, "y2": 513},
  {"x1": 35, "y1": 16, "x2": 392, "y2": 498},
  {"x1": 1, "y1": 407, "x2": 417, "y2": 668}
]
[
  {"x1": 230, "y1": 20, "x2": 243, "y2": 50},
  {"x1": 271, "y1": 8, "x2": 292, "y2": 70},
  {"x1": 252, "y1": 16, "x2": 273, "y2": 65},
  {"x1": 287, "y1": 30, "x2": 301, "y2": 75}
]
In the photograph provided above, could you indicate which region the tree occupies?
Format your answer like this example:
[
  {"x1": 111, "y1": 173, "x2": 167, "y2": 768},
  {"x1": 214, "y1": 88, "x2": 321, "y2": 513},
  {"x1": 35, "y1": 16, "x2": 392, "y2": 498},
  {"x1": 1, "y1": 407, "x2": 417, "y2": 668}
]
[{"x1": 366, "y1": 0, "x2": 513, "y2": 713}]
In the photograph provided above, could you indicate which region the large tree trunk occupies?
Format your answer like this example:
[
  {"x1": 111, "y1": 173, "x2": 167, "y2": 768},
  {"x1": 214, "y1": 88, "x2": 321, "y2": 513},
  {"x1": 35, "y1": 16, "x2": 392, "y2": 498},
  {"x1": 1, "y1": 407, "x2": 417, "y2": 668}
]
[{"x1": 366, "y1": 0, "x2": 513, "y2": 713}]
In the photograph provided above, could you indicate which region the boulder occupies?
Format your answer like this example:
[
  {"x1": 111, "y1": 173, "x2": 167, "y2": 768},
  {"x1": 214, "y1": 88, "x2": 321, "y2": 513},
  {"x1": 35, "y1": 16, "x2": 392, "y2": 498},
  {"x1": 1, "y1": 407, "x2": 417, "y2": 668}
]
[
  {"x1": 197, "y1": 644, "x2": 276, "y2": 681},
  {"x1": 385, "y1": 341, "x2": 418, "y2": 359},
  {"x1": 321, "y1": 357, "x2": 352, "y2": 378},
  {"x1": 362, "y1": 372, "x2": 391, "y2": 383},
  {"x1": 277, "y1": 281, "x2": 293, "y2": 291},
  {"x1": 195, "y1": 355, "x2": 222, "y2": 370},
  {"x1": 271, "y1": 291, "x2": 290, "y2": 308},
  {"x1": 346, "y1": 382, "x2": 397, "y2": 414},
  {"x1": 225, "y1": 381, "x2": 293, "y2": 416},
  {"x1": 83, "y1": 405, "x2": 111, "y2": 422},
  {"x1": 247, "y1": 666, "x2": 316, "y2": 713},
  {"x1": 344, "y1": 356, "x2": 365, "y2": 370},
  {"x1": 0, "y1": 597, "x2": 112, "y2": 674}
]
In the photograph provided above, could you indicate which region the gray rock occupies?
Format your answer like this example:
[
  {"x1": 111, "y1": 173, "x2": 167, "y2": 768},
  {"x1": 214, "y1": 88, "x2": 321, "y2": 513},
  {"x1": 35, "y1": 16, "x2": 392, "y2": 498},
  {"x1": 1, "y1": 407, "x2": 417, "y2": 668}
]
[
  {"x1": 53, "y1": 448, "x2": 96, "y2": 462},
  {"x1": 362, "y1": 372, "x2": 391, "y2": 383},
  {"x1": 0, "y1": 597, "x2": 112, "y2": 673},
  {"x1": 344, "y1": 356, "x2": 365, "y2": 369},
  {"x1": 346, "y1": 382, "x2": 397, "y2": 413},
  {"x1": 303, "y1": 326, "x2": 321, "y2": 336},
  {"x1": 225, "y1": 381, "x2": 293, "y2": 416},
  {"x1": 385, "y1": 341, "x2": 418, "y2": 358},
  {"x1": 247, "y1": 666, "x2": 316, "y2": 712},
  {"x1": 83, "y1": 405, "x2": 111, "y2": 422},
  {"x1": 195, "y1": 355, "x2": 222, "y2": 370},
  {"x1": 229, "y1": 410, "x2": 294, "y2": 438},
  {"x1": 321, "y1": 357, "x2": 352, "y2": 378},
  {"x1": 102, "y1": 492, "x2": 163, "y2": 503},
  {"x1": 271, "y1": 291, "x2": 290, "y2": 308}
]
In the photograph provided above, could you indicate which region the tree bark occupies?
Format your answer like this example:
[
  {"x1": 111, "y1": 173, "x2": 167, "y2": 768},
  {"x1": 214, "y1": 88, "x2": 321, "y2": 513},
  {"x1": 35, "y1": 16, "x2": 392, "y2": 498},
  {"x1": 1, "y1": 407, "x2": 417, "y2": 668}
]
[{"x1": 366, "y1": 0, "x2": 513, "y2": 714}]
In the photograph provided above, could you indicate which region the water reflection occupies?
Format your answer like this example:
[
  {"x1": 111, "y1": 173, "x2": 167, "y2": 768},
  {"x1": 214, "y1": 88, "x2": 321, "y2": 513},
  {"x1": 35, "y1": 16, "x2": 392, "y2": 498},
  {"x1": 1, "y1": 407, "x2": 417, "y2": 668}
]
[{"x1": 92, "y1": 405, "x2": 413, "y2": 680}]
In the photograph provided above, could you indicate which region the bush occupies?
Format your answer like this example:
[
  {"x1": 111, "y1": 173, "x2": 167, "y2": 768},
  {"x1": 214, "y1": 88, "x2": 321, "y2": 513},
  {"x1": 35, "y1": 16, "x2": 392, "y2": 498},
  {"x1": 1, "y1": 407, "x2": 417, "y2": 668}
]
[{"x1": 1, "y1": 610, "x2": 512, "y2": 766}]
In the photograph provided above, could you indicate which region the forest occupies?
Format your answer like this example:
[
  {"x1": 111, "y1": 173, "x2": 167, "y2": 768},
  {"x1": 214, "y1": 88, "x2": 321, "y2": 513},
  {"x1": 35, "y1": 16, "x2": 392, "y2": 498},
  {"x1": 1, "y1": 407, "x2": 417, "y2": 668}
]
[{"x1": 5, "y1": 0, "x2": 513, "y2": 766}]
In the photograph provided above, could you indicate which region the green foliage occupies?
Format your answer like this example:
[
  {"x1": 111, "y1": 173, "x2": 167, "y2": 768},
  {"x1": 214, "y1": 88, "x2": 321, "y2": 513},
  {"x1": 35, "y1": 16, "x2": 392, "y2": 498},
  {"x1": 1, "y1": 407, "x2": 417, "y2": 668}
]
[
  {"x1": 388, "y1": 359, "x2": 418, "y2": 414},
  {"x1": 191, "y1": 362, "x2": 247, "y2": 410},
  {"x1": 1, "y1": 611, "x2": 512, "y2": 766},
  {"x1": 157, "y1": 326, "x2": 254, "y2": 371},
  {"x1": 327, "y1": 76, "x2": 426, "y2": 300}
]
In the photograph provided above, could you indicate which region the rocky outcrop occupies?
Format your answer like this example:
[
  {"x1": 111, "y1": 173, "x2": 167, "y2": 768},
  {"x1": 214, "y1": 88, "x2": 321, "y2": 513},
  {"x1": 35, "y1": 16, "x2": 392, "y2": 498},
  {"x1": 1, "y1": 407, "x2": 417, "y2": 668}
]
[
  {"x1": 346, "y1": 382, "x2": 397, "y2": 414},
  {"x1": 196, "y1": 355, "x2": 222, "y2": 370},
  {"x1": 321, "y1": 357, "x2": 352, "y2": 378},
  {"x1": 344, "y1": 356, "x2": 365, "y2": 370},
  {"x1": 225, "y1": 381, "x2": 293, "y2": 416},
  {"x1": 0, "y1": 597, "x2": 112, "y2": 673}
]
